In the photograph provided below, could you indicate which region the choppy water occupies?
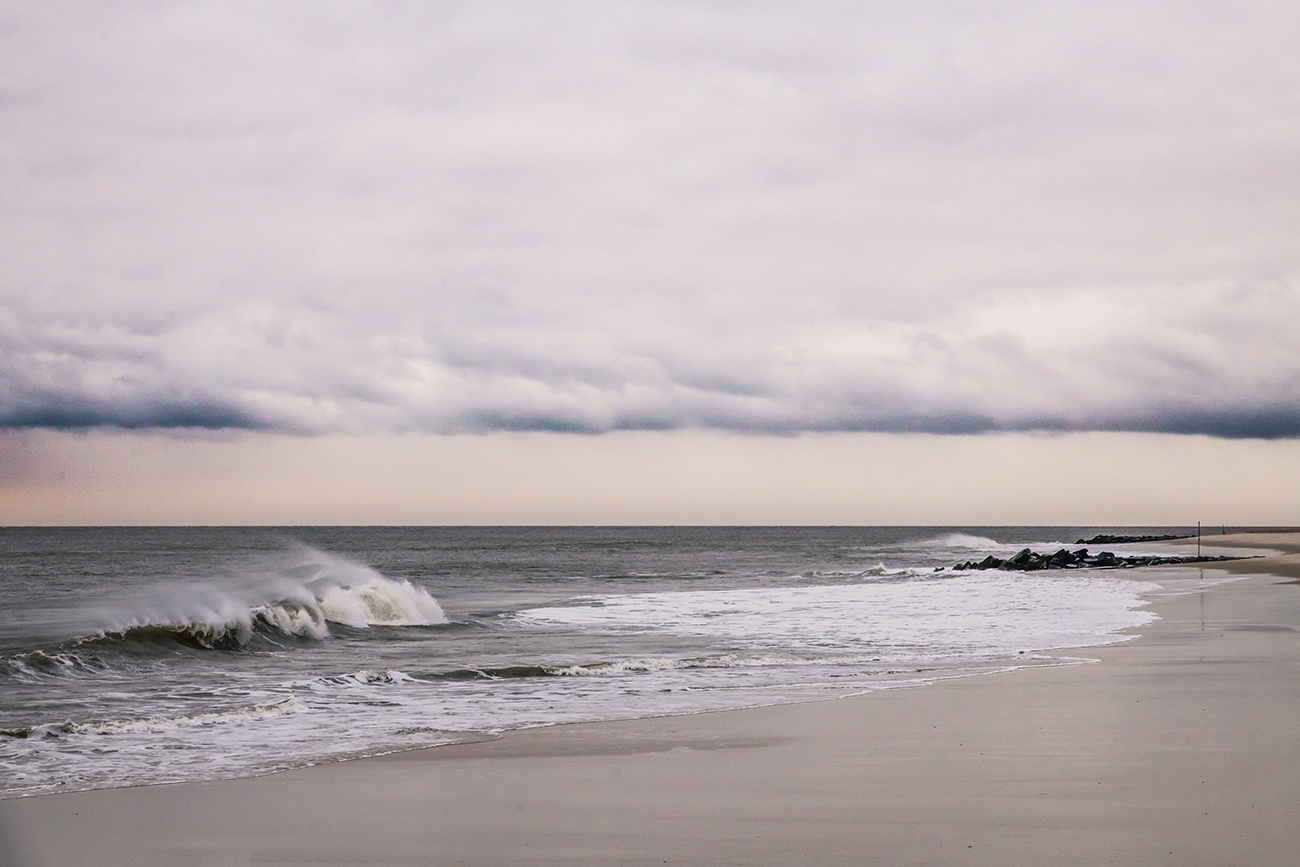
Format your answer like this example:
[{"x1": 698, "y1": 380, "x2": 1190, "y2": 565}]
[{"x1": 0, "y1": 526, "x2": 1190, "y2": 797}]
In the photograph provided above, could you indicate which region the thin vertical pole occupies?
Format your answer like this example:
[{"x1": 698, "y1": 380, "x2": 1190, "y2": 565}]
[
  {"x1": 1197, "y1": 521, "x2": 1201, "y2": 557},
  {"x1": 1200, "y1": 569, "x2": 1205, "y2": 631}
]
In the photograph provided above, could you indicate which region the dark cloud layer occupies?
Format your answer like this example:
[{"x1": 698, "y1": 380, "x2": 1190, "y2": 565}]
[{"x1": 2, "y1": 3, "x2": 1299, "y2": 439}]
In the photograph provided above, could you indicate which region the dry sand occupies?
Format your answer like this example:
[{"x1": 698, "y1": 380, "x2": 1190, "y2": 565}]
[{"x1": 4, "y1": 533, "x2": 1299, "y2": 866}]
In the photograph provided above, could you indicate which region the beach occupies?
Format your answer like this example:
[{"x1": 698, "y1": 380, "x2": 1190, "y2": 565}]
[{"x1": 4, "y1": 532, "x2": 1299, "y2": 866}]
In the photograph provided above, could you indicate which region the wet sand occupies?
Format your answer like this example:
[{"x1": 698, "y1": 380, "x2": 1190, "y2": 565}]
[{"x1": 4, "y1": 533, "x2": 1299, "y2": 866}]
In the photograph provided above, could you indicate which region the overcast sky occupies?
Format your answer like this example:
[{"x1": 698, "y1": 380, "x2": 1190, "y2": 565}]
[{"x1": 3, "y1": 2, "x2": 1298, "y2": 525}]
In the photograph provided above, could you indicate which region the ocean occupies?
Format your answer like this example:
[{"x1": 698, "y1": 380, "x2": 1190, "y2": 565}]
[{"x1": 0, "y1": 525, "x2": 1200, "y2": 798}]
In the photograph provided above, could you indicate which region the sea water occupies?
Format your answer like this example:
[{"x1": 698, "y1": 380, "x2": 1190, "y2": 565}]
[{"x1": 0, "y1": 526, "x2": 1191, "y2": 797}]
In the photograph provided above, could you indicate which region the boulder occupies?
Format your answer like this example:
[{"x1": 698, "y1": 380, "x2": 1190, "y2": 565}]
[{"x1": 1050, "y1": 549, "x2": 1077, "y2": 566}]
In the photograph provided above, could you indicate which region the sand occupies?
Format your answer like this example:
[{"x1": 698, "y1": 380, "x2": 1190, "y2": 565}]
[
  {"x1": 4, "y1": 533, "x2": 1299, "y2": 866},
  {"x1": 1161, "y1": 531, "x2": 1300, "y2": 579}
]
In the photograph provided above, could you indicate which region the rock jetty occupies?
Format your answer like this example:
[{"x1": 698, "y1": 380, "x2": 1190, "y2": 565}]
[
  {"x1": 1074, "y1": 533, "x2": 1191, "y2": 545},
  {"x1": 949, "y1": 547, "x2": 1250, "y2": 572}
]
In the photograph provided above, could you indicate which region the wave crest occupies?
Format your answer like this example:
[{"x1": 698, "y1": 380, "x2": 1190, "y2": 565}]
[
  {"x1": 79, "y1": 547, "x2": 448, "y2": 651},
  {"x1": 302, "y1": 669, "x2": 422, "y2": 687},
  {"x1": 0, "y1": 649, "x2": 110, "y2": 681},
  {"x1": 922, "y1": 533, "x2": 1001, "y2": 549}
]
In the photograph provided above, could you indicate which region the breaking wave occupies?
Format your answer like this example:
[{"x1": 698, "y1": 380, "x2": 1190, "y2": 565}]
[
  {"x1": 10, "y1": 546, "x2": 449, "y2": 657},
  {"x1": 92, "y1": 575, "x2": 445, "y2": 650},
  {"x1": 921, "y1": 533, "x2": 1002, "y2": 549}
]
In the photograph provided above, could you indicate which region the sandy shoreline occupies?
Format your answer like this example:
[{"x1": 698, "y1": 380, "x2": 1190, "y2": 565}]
[{"x1": 4, "y1": 533, "x2": 1299, "y2": 866}]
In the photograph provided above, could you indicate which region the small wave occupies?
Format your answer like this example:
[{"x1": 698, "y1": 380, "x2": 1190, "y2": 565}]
[
  {"x1": 552, "y1": 655, "x2": 760, "y2": 676},
  {"x1": 0, "y1": 649, "x2": 110, "y2": 681},
  {"x1": 921, "y1": 533, "x2": 1001, "y2": 549},
  {"x1": 552, "y1": 653, "x2": 856, "y2": 676},
  {"x1": 302, "y1": 669, "x2": 422, "y2": 687},
  {"x1": 2, "y1": 698, "x2": 304, "y2": 739},
  {"x1": 800, "y1": 564, "x2": 899, "y2": 581},
  {"x1": 432, "y1": 652, "x2": 860, "y2": 681},
  {"x1": 438, "y1": 664, "x2": 564, "y2": 680}
]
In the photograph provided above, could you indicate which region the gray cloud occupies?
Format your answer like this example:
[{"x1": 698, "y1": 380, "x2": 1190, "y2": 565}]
[{"x1": 2, "y1": 3, "x2": 1299, "y2": 439}]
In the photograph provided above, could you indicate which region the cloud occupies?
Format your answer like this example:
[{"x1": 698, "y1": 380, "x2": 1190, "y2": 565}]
[
  {"x1": 3, "y1": 280, "x2": 1297, "y2": 438},
  {"x1": 2, "y1": 3, "x2": 1299, "y2": 439}
]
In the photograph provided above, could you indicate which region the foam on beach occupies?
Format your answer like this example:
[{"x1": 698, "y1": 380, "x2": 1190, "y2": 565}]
[
  {"x1": 515, "y1": 573, "x2": 1156, "y2": 659},
  {"x1": 4, "y1": 698, "x2": 305, "y2": 739}
]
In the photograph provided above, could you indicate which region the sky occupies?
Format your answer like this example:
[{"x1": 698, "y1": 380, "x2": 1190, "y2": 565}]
[{"x1": 2, "y1": 1, "x2": 1298, "y2": 526}]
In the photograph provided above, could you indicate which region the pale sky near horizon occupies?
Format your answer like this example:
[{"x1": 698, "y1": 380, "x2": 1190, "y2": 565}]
[{"x1": 2, "y1": 2, "x2": 1299, "y2": 526}]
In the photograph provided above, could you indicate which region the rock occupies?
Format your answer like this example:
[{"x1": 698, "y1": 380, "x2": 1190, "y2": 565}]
[
  {"x1": 1050, "y1": 549, "x2": 1077, "y2": 566},
  {"x1": 1075, "y1": 533, "x2": 1191, "y2": 545},
  {"x1": 946, "y1": 545, "x2": 1255, "y2": 573}
]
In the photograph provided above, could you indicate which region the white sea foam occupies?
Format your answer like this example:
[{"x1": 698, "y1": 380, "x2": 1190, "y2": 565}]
[
  {"x1": 317, "y1": 578, "x2": 444, "y2": 627},
  {"x1": 65, "y1": 698, "x2": 306, "y2": 735},
  {"x1": 517, "y1": 573, "x2": 1155, "y2": 659},
  {"x1": 6, "y1": 698, "x2": 305, "y2": 739},
  {"x1": 301, "y1": 669, "x2": 422, "y2": 688}
]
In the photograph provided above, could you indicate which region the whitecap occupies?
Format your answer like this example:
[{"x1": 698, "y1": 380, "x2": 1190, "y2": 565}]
[
  {"x1": 77, "y1": 546, "x2": 448, "y2": 649},
  {"x1": 920, "y1": 533, "x2": 1002, "y2": 549}
]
